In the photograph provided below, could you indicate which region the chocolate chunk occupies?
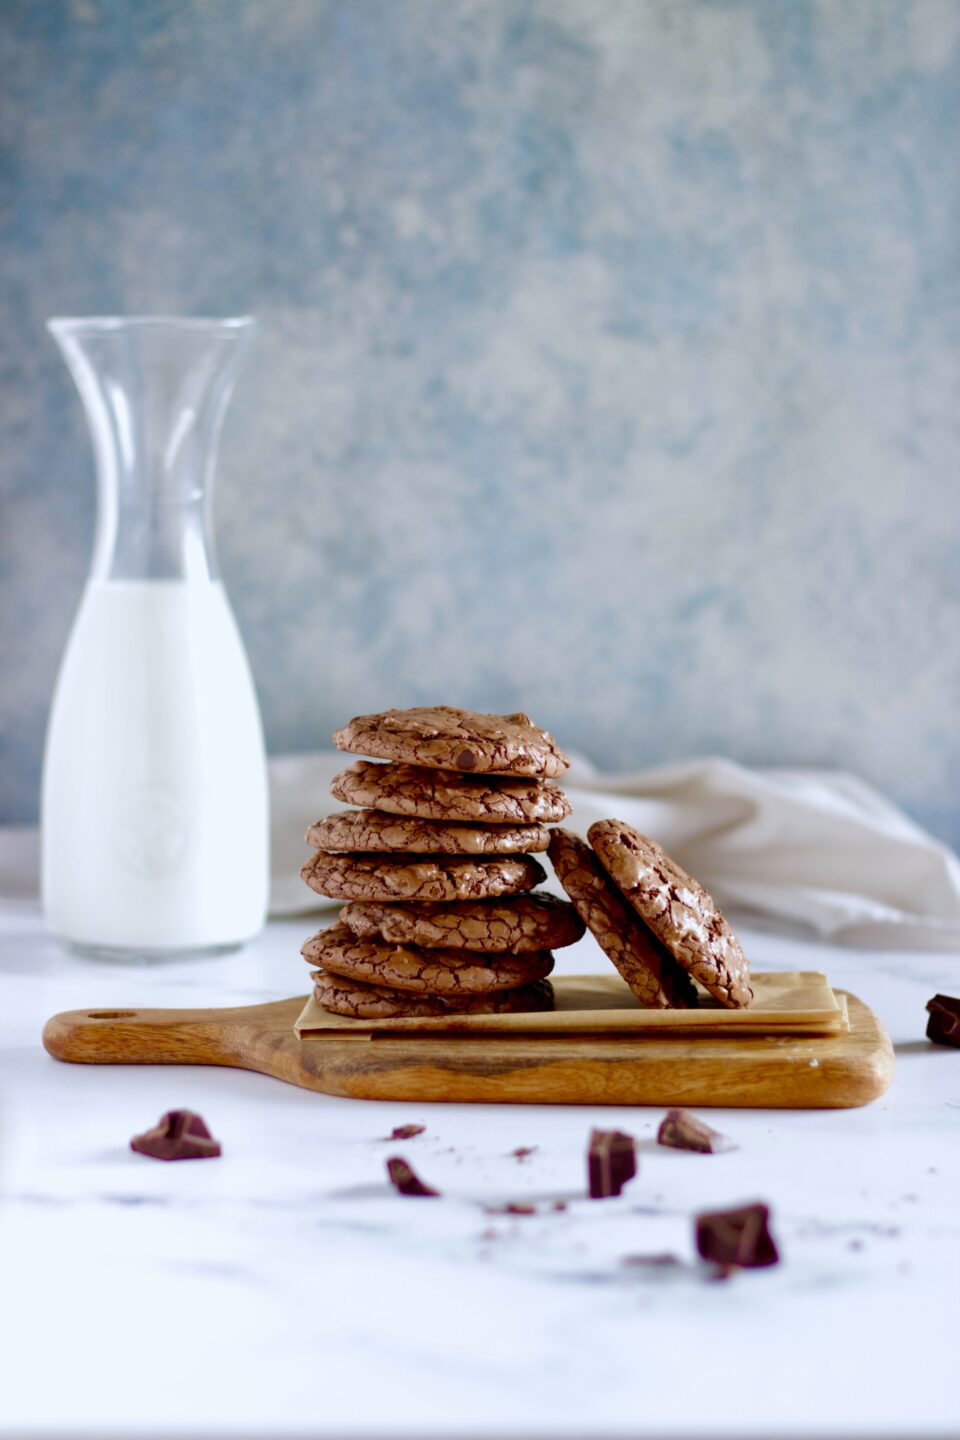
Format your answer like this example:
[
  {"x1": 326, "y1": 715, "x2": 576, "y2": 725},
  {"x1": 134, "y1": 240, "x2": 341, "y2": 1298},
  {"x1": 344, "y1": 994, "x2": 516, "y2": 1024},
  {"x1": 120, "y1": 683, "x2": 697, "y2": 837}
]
[
  {"x1": 511, "y1": 1145, "x2": 538, "y2": 1161},
  {"x1": 387, "y1": 1124, "x2": 425, "y2": 1140},
  {"x1": 695, "y1": 1203, "x2": 779, "y2": 1270},
  {"x1": 587, "y1": 1128, "x2": 637, "y2": 1199},
  {"x1": 130, "y1": 1110, "x2": 221, "y2": 1162},
  {"x1": 926, "y1": 994, "x2": 960, "y2": 1048},
  {"x1": 657, "y1": 1109, "x2": 735, "y2": 1154},
  {"x1": 386, "y1": 1156, "x2": 439, "y2": 1197}
]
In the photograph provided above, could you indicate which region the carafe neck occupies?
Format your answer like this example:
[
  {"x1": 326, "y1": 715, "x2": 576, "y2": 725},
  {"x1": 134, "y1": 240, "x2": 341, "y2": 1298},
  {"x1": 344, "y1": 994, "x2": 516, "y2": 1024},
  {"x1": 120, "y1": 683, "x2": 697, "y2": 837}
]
[{"x1": 49, "y1": 316, "x2": 255, "y2": 582}]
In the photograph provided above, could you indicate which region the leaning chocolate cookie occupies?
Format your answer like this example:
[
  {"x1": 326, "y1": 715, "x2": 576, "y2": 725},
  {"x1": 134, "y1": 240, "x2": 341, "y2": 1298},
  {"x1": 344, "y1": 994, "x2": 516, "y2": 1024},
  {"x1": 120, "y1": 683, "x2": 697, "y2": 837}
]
[
  {"x1": 332, "y1": 706, "x2": 570, "y2": 778},
  {"x1": 312, "y1": 968, "x2": 556, "y2": 1019},
  {"x1": 339, "y1": 892, "x2": 584, "y2": 953},
  {"x1": 587, "y1": 820, "x2": 753, "y2": 1009},
  {"x1": 303, "y1": 922, "x2": 554, "y2": 995},
  {"x1": 306, "y1": 809, "x2": 549, "y2": 855},
  {"x1": 300, "y1": 850, "x2": 546, "y2": 903},
  {"x1": 330, "y1": 760, "x2": 572, "y2": 825},
  {"x1": 548, "y1": 829, "x2": 697, "y2": 1008}
]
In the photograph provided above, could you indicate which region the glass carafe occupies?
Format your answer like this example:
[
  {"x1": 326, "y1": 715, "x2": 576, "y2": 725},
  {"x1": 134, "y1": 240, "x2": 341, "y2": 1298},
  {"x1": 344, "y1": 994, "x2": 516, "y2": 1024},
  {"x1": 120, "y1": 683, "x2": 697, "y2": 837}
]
[{"x1": 42, "y1": 316, "x2": 269, "y2": 960}]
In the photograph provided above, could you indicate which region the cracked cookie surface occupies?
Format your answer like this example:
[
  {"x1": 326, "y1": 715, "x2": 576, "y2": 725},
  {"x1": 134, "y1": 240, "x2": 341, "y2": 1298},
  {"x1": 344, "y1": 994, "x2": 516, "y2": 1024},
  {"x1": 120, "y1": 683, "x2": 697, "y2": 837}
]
[
  {"x1": 587, "y1": 819, "x2": 753, "y2": 1008},
  {"x1": 332, "y1": 706, "x2": 569, "y2": 778},
  {"x1": 300, "y1": 850, "x2": 546, "y2": 902},
  {"x1": 303, "y1": 922, "x2": 554, "y2": 994},
  {"x1": 312, "y1": 968, "x2": 556, "y2": 1019},
  {"x1": 340, "y1": 892, "x2": 584, "y2": 953},
  {"x1": 307, "y1": 808, "x2": 549, "y2": 855},
  {"x1": 548, "y1": 829, "x2": 698, "y2": 1008},
  {"x1": 330, "y1": 760, "x2": 572, "y2": 825}
]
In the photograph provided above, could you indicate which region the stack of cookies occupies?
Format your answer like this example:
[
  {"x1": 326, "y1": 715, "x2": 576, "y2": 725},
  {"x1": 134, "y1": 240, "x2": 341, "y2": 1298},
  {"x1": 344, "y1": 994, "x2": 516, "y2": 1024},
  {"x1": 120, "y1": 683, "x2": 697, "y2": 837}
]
[{"x1": 300, "y1": 707, "x2": 586, "y2": 1019}]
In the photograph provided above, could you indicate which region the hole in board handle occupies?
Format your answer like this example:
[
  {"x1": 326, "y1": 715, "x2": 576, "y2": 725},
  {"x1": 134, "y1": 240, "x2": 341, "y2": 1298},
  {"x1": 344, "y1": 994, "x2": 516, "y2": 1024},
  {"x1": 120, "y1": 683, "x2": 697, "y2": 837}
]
[{"x1": 87, "y1": 1010, "x2": 137, "y2": 1020}]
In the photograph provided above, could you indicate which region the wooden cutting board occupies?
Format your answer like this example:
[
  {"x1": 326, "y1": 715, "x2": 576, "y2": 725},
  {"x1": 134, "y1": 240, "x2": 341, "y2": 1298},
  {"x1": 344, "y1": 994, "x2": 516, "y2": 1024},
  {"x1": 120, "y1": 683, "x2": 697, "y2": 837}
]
[{"x1": 42, "y1": 988, "x2": 893, "y2": 1108}]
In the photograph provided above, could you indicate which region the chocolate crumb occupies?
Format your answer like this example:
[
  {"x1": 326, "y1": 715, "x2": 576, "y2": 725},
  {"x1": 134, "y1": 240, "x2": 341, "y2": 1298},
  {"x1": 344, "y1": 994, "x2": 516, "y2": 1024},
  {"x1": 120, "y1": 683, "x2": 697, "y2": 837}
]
[
  {"x1": 386, "y1": 1156, "x2": 438, "y2": 1197},
  {"x1": 587, "y1": 1128, "x2": 637, "y2": 1199},
  {"x1": 511, "y1": 1146, "x2": 538, "y2": 1161},
  {"x1": 622, "y1": 1253, "x2": 684, "y2": 1268},
  {"x1": 485, "y1": 1202, "x2": 537, "y2": 1216},
  {"x1": 657, "y1": 1108, "x2": 735, "y2": 1155},
  {"x1": 695, "y1": 1202, "x2": 779, "y2": 1270},
  {"x1": 130, "y1": 1110, "x2": 221, "y2": 1162},
  {"x1": 387, "y1": 1124, "x2": 426, "y2": 1141},
  {"x1": 552, "y1": 1200, "x2": 568, "y2": 1212},
  {"x1": 926, "y1": 994, "x2": 960, "y2": 1048}
]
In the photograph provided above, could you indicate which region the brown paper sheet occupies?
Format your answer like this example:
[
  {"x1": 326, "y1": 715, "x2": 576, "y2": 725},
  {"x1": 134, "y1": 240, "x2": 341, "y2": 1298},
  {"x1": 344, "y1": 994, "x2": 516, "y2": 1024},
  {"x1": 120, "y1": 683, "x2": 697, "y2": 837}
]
[{"x1": 294, "y1": 970, "x2": 847, "y2": 1039}]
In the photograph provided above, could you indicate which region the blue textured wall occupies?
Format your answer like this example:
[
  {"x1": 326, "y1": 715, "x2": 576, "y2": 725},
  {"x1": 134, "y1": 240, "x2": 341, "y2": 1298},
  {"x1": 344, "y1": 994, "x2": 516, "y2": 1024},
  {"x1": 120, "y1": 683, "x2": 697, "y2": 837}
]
[{"x1": 2, "y1": 1, "x2": 960, "y2": 845}]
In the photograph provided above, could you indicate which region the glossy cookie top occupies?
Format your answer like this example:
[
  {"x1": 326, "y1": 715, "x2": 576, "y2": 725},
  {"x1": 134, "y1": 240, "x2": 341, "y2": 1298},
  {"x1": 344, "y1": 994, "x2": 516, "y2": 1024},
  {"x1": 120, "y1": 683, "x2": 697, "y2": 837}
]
[
  {"x1": 588, "y1": 819, "x2": 753, "y2": 1009},
  {"x1": 311, "y1": 968, "x2": 555, "y2": 1020},
  {"x1": 300, "y1": 850, "x2": 546, "y2": 903},
  {"x1": 307, "y1": 809, "x2": 549, "y2": 855},
  {"x1": 339, "y1": 892, "x2": 584, "y2": 954},
  {"x1": 332, "y1": 706, "x2": 570, "y2": 779},
  {"x1": 548, "y1": 828, "x2": 697, "y2": 1009},
  {"x1": 330, "y1": 760, "x2": 572, "y2": 825},
  {"x1": 302, "y1": 922, "x2": 554, "y2": 995}
]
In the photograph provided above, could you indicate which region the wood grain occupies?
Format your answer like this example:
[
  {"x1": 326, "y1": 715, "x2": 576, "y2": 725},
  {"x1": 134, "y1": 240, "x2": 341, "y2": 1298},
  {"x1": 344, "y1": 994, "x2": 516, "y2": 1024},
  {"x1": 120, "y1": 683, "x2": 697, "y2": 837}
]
[{"x1": 42, "y1": 990, "x2": 893, "y2": 1109}]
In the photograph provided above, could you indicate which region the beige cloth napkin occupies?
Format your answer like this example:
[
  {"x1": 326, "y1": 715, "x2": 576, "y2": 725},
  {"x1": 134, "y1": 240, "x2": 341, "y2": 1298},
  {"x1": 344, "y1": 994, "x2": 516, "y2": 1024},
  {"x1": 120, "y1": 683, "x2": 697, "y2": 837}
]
[{"x1": 270, "y1": 751, "x2": 960, "y2": 951}]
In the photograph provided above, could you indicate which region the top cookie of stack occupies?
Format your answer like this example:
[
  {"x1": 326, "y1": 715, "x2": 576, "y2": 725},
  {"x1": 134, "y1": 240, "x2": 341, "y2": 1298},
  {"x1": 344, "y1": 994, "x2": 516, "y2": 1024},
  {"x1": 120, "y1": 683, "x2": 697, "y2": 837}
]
[{"x1": 300, "y1": 707, "x2": 585, "y2": 1019}]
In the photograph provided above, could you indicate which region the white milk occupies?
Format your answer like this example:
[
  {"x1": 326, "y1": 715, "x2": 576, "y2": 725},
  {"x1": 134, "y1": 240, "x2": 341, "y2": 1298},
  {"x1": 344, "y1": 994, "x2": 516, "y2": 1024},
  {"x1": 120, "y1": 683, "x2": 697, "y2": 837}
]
[{"x1": 41, "y1": 579, "x2": 269, "y2": 955}]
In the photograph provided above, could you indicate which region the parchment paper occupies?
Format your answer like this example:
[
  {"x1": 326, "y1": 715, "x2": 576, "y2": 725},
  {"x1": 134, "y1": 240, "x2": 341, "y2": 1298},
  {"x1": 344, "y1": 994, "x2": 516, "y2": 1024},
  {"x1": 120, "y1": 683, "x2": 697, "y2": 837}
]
[{"x1": 294, "y1": 970, "x2": 847, "y2": 1038}]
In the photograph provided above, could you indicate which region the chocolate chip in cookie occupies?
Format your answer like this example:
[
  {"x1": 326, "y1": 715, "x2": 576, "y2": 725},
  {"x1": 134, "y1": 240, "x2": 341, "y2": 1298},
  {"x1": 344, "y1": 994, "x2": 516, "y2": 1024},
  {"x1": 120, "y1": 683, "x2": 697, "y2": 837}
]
[
  {"x1": 339, "y1": 892, "x2": 584, "y2": 953},
  {"x1": 330, "y1": 760, "x2": 572, "y2": 826},
  {"x1": 307, "y1": 809, "x2": 550, "y2": 855},
  {"x1": 547, "y1": 829, "x2": 697, "y2": 1008},
  {"x1": 587, "y1": 819, "x2": 753, "y2": 1009},
  {"x1": 311, "y1": 968, "x2": 555, "y2": 1019},
  {"x1": 332, "y1": 706, "x2": 570, "y2": 779},
  {"x1": 303, "y1": 922, "x2": 554, "y2": 995},
  {"x1": 300, "y1": 850, "x2": 547, "y2": 903}
]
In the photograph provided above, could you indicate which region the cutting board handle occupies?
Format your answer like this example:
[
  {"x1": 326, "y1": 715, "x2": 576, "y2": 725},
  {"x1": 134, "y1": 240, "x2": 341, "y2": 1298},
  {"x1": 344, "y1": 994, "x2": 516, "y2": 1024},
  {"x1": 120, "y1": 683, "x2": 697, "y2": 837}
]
[{"x1": 42, "y1": 1001, "x2": 292, "y2": 1068}]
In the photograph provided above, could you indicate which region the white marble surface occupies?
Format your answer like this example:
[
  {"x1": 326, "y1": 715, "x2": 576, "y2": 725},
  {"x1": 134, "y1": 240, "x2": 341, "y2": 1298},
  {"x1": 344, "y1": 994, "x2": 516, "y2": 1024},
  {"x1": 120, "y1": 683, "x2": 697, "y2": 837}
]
[{"x1": 2, "y1": 888, "x2": 959, "y2": 1439}]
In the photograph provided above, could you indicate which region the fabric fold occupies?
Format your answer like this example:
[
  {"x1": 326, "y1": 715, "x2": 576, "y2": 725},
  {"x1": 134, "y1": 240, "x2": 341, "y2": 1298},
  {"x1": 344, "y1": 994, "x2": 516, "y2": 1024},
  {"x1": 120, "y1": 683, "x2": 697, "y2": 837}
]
[{"x1": 271, "y1": 751, "x2": 960, "y2": 951}]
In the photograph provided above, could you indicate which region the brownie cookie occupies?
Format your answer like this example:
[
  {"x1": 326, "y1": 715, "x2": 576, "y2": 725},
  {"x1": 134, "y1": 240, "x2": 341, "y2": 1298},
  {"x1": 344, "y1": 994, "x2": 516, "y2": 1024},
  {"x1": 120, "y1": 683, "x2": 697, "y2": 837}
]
[
  {"x1": 548, "y1": 829, "x2": 697, "y2": 1008},
  {"x1": 588, "y1": 820, "x2": 753, "y2": 1009},
  {"x1": 340, "y1": 893, "x2": 584, "y2": 953},
  {"x1": 300, "y1": 850, "x2": 546, "y2": 903},
  {"x1": 330, "y1": 760, "x2": 572, "y2": 826},
  {"x1": 306, "y1": 809, "x2": 550, "y2": 855},
  {"x1": 332, "y1": 706, "x2": 570, "y2": 779},
  {"x1": 312, "y1": 968, "x2": 556, "y2": 1020},
  {"x1": 303, "y1": 923, "x2": 554, "y2": 995}
]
